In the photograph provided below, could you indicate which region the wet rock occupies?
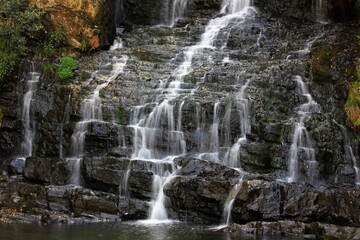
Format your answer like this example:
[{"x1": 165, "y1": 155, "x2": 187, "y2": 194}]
[
  {"x1": 24, "y1": 157, "x2": 68, "y2": 184},
  {"x1": 222, "y1": 221, "x2": 360, "y2": 239},
  {"x1": 73, "y1": 188, "x2": 119, "y2": 216},
  {"x1": 83, "y1": 156, "x2": 130, "y2": 193},
  {"x1": 232, "y1": 179, "x2": 360, "y2": 226},
  {"x1": 166, "y1": 157, "x2": 241, "y2": 222},
  {"x1": 46, "y1": 185, "x2": 74, "y2": 213}
]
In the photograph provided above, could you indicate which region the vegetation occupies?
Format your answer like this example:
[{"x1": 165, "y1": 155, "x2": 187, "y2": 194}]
[
  {"x1": 0, "y1": 0, "x2": 43, "y2": 86},
  {"x1": 58, "y1": 56, "x2": 79, "y2": 80},
  {"x1": 345, "y1": 56, "x2": 360, "y2": 127},
  {"x1": 36, "y1": 31, "x2": 68, "y2": 58}
]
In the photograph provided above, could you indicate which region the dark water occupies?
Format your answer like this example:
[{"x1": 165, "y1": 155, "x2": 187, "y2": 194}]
[{"x1": 0, "y1": 222, "x2": 303, "y2": 240}]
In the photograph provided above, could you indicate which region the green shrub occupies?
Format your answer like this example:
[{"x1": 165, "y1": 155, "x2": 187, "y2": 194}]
[
  {"x1": 0, "y1": 0, "x2": 43, "y2": 85},
  {"x1": 36, "y1": 31, "x2": 68, "y2": 58},
  {"x1": 0, "y1": 52, "x2": 17, "y2": 81},
  {"x1": 58, "y1": 56, "x2": 78, "y2": 80}
]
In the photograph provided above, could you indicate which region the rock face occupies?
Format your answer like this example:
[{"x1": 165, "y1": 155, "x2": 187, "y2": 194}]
[
  {"x1": 29, "y1": 0, "x2": 116, "y2": 49},
  {"x1": 0, "y1": 0, "x2": 360, "y2": 238}
]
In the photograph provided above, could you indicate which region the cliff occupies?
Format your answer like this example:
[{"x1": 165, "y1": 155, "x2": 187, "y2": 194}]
[{"x1": 29, "y1": 0, "x2": 116, "y2": 49}]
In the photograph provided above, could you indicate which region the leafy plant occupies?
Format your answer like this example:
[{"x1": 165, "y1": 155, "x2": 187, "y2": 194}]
[
  {"x1": 36, "y1": 31, "x2": 68, "y2": 58},
  {"x1": 0, "y1": 52, "x2": 17, "y2": 81},
  {"x1": 0, "y1": 0, "x2": 43, "y2": 85},
  {"x1": 58, "y1": 56, "x2": 78, "y2": 80}
]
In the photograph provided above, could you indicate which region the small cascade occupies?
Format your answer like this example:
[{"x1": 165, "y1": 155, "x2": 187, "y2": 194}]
[
  {"x1": 221, "y1": 171, "x2": 246, "y2": 226},
  {"x1": 221, "y1": 0, "x2": 252, "y2": 14},
  {"x1": 334, "y1": 122, "x2": 360, "y2": 185},
  {"x1": 287, "y1": 76, "x2": 321, "y2": 183},
  {"x1": 114, "y1": 0, "x2": 124, "y2": 28},
  {"x1": 208, "y1": 101, "x2": 220, "y2": 161},
  {"x1": 312, "y1": 0, "x2": 328, "y2": 23},
  {"x1": 168, "y1": 0, "x2": 188, "y2": 27},
  {"x1": 223, "y1": 79, "x2": 251, "y2": 168},
  {"x1": 149, "y1": 163, "x2": 176, "y2": 221},
  {"x1": 21, "y1": 63, "x2": 41, "y2": 158},
  {"x1": 67, "y1": 54, "x2": 128, "y2": 185},
  {"x1": 12, "y1": 62, "x2": 41, "y2": 174}
]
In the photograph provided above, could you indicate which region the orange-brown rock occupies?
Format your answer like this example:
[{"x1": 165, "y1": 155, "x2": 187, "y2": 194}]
[{"x1": 29, "y1": 0, "x2": 115, "y2": 50}]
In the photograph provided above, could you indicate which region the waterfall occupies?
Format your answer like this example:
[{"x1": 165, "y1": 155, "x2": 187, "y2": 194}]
[
  {"x1": 12, "y1": 62, "x2": 41, "y2": 174},
  {"x1": 334, "y1": 122, "x2": 360, "y2": 186},
  {"x1": 287, "y1": 76, "x2": 321, "y2": 183},
  {"x1": 114, "y1": 0, "x2": 124, "y2": 27},
  {"x1": 168, "y1": 0, "x2": 188, "y2": 27},
  {"x1": 129, "y1": 0, "x2": 254, "y2": 223},
  {"x1": 21, "y1": 62, "x2": 40, "y2": 158},
  {"x1": 67, "y1": 54, "x2": 128, "y2": 186},
  {"x1": 221, "y1": 171, "x2": 246, "y2": 226},
  {"x1": 221, "y1": 0, "x2": 252, "y2": 14},
  {"x1": 312, "y1": 0, "x2": 328, "y2": 23}
]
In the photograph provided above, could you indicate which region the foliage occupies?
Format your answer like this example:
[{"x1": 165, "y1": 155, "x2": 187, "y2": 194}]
[
  {"x1": 0, "y1": 0, "x2": 43, "y2": 85},
  {"x1": 58, "y1": 56, "x2": 78, "y2": 80},
  {"x1": 36, "y1": 31, "x2": 68, "y2": 58},
  {"x1": 345, "y1": 33, "x2": 360, "y2": 127},
  {"x1": 42, "y1": 63, "x2": 58, "y2": 78},
  {"x1": 0, "y1": 52, "x2": 17, "y2": 82},
  {"x1": 116, "y1": 106, "x2": 126, "y2": 124}
]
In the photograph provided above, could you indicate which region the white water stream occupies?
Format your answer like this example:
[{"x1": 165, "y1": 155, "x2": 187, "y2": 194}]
[
  {"x1": 333, "y1": 121, "x2": 360, "y2": 186},
  {"x1": 129, "y1": 0, "x2": 254, "y2": 223},
  {"x1": 12, "y1": 63, "x2": 41, "y2": 174},
  {"x1": 67, "y1": 53, "x2": 128, "y2": 186},
  {"x1": 287, "y1": 76, "x2": 321, "y2": 183}
]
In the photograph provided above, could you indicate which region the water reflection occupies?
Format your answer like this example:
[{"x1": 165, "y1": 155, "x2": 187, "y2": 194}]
[{"x1": 0, "y1": 222, "x2": 303, "y2": 240}]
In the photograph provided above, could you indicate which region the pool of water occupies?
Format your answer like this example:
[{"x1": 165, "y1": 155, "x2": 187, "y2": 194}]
[{"x1": 0, "y1": 221, "x2": 304, "y2": 240}]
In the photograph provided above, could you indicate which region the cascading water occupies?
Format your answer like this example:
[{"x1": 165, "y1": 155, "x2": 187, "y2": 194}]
[
  {"x1": 287, "y1": 76, "x2": 321, "y2": 183},
  {"x1": 334, "y1": 122, "x2": 360, "y2": 185},
  {"x1": 168, "y1": 0, "x2": 189, "y2": 27},
  {"x1": 312, "y1": 0, "x2": 328, "y2": 23},
  {"x1": 21, "y1": 63, "x2": 40, "y2": 158},
  {"x1": 67, "y1": 54, "x2": 128, "y2": 186},
  {"x1": 12, "y1": 63, "x2": 41, "y2": 174},
  {"x1": 220, "y1": 171, "x2": 246, "y2": 226},
  {"x1": 129, "y1": 0, "x2": 254, "y2": 223}
]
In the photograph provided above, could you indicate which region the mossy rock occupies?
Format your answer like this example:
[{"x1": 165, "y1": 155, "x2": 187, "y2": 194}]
[{"x1": 311, "y1": 45, "x2": 335, "y2": 83}]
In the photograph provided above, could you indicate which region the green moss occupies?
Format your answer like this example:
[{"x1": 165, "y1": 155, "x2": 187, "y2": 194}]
[
  {"x1": 58, "y1": 56, "x2": 78, "y2": 80},
  {"x1": 311, "y1": 45, "x2": 335, "y2": 83}
]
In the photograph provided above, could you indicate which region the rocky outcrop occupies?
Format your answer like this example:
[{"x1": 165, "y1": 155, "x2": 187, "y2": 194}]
[
  {"x1": 29, "y1": 0, "x2": 116, "y2": 49},
  {"x1": 0, "y1": 176, "x2": 119, "y2": 224},
  {"x1": 222, "y1": 221, "x2": 360, "y2": 239},
  {"x1": 165, "y1": 158, "x2": 360, "y2": 226}
]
